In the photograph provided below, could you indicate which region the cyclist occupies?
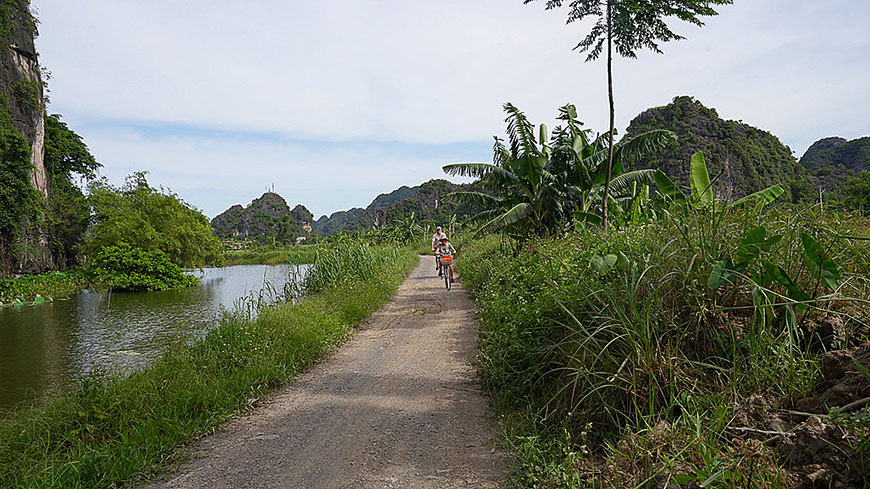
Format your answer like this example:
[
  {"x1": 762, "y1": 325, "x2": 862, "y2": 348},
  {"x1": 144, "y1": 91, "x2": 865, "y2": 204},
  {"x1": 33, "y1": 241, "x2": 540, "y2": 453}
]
[
  {"x1": 436, "y1": 236, "x2": 457, "y2": 283},
  {"x1": 431, "y1": 226, "x2": 447, "y2": 274}
]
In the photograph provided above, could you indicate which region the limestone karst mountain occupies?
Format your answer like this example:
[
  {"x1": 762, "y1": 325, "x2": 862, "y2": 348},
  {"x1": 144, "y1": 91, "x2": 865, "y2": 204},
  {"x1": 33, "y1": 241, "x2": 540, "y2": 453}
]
[
  {"x1": 211, "y1": 192, "x2": 314, "y2": 244},
  {"x1": 623, "y1": 96, "x2": 809, "y2": 202}
]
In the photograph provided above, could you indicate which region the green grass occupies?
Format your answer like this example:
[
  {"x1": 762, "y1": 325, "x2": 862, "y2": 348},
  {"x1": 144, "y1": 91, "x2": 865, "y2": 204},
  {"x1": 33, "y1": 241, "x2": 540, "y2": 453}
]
[
  {"x1": 0, "y1": 270, "x2": 90, "y2": 305},
  {"x1": 459, "y1": 207, "x2": 870, "y2": 487},
  {"x1": 222, "y1": 245, "x2": 323, "y2": 266},
  {"x1": 0, "y1": 245, "x2": 418, "y2": 488}
]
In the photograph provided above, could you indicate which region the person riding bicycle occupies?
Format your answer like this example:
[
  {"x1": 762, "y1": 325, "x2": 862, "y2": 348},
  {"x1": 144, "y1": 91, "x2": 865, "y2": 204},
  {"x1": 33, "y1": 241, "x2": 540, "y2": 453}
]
[
  {"x1": 436, "y1": 236, "x2": 456, "y2": 282},
  {"x1": 431, "y1": 226, "x2": 447, "y2": 273}
]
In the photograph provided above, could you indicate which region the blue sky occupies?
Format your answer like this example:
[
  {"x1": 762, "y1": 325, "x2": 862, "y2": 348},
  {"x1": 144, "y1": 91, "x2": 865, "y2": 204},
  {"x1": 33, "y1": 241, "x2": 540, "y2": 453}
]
[{"x1": 33, "y1": 0, "x2": 870, "y2": 218}]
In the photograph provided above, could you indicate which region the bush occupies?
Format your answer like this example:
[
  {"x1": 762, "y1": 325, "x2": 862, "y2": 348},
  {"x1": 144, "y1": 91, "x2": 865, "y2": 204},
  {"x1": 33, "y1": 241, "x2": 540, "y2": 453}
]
[
  {"x1": 85, "y1": 172, "x2": 223, "y2": 268},
  {"x1": 459, "y1": 207, "x2": 870, "y2": 486},
  {"x1": 89, "y1": 243, "x2": 199, "y2": 292}
]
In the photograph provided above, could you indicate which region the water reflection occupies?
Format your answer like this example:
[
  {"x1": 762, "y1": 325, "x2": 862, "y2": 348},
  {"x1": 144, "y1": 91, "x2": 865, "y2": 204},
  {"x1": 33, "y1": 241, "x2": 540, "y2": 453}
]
[{"x1": 0, "y1": 264, "x2": 308, "y2": 410}]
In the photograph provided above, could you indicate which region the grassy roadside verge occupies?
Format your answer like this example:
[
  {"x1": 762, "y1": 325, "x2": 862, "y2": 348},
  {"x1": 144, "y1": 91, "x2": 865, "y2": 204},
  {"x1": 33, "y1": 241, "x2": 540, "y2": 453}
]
[
  {"x1": 222, "y1": 245, "x2": 322, "y2": 266},
  {"x1": 459, "y1": 208, "x2": 870, "y2": 487},
  {"x1": 0, "y1": 244, "x2": 418, "y2": 488}
]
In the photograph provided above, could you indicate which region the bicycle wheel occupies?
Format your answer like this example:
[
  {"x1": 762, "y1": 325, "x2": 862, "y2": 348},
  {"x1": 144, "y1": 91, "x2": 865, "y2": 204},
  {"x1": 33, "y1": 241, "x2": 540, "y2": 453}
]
[{"x1": 444, "y1": 264, "x2": 451, "y2": 290}]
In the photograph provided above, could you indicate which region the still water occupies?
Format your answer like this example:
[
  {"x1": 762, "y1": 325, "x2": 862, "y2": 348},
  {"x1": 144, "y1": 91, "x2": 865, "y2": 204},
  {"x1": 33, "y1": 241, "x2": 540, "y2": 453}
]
[{"x1": 0, "y1": 264, "x2": 308, "y2": 410}]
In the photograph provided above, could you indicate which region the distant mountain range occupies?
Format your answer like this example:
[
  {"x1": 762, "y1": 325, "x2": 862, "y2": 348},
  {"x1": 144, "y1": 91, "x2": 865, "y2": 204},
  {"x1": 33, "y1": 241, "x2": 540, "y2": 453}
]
[
  {"x1": 212, "y1": 179, "x2": 484, "y2": 239},
  {"x1": 312, "y1": 179, "x2": 483, "y2": 234},
  {"x1": 211, "y1": 98, "x2": 869, "y2": 239}
]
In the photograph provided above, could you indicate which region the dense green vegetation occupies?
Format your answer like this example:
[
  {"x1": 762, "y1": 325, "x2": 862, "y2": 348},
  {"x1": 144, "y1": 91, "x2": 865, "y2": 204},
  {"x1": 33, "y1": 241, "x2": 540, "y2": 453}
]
[
  {"x1": 44, "y1": 114, "x2": 102, "y2": 267},
  {"x1": 88, "y1": 243, "x2": 199, "y2": 292},
  {"x1": 460, "y1": 205, "x2": 869, "y2": 486},
  {"x1": 450, "y1": 138, "x2": 870, "y2": 485},
  {"x1": 0, "y1": 270, "x2": 88, "y2": 306},
  {"x1": 85, "y1": 172, "x2": 223, "y2": 269},
  {"x1": 846, "y1": 171, "x2": 870, "y2": 213},
  {"x1": 0, "y1": 244, "x2": 418, "y2": 488},
  {"x1": 0, "y1": 112, "x2": 100, "y2": 274}
]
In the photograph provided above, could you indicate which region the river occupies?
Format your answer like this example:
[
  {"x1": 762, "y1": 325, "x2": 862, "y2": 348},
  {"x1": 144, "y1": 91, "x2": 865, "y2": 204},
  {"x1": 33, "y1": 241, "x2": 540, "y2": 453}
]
[{"x1": 0, "y1": 264, "x2": 308, "y2": 411}]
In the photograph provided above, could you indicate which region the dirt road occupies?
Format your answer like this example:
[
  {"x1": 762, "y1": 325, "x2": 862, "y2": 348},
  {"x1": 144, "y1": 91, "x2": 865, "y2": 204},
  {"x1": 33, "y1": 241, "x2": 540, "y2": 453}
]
[{"x1": 144, "y1": 257, "x2": 508, "y2": 488}]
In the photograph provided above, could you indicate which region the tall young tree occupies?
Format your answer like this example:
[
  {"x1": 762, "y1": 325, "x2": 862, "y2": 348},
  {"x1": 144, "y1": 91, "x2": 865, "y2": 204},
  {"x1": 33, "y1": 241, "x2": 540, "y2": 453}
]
[{"x1": 525, "y1": 0, "x2": 733, "y2": 229}]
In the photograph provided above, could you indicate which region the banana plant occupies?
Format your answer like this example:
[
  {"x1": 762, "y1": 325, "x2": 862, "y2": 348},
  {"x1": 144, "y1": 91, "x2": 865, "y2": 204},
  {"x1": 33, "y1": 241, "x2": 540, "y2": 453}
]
[
  {"x1": 444, "y1": 103, "x2": 568, "y2": 237},
  {"x1": 445, "y1": 103, "x2": 679, "y2": 236},
  {"x1": 554, "y1": 117, "x2": 676, "y2": 226},
  {"x1": 653, "y1": 151, "x2": 785, "y2": 210}
]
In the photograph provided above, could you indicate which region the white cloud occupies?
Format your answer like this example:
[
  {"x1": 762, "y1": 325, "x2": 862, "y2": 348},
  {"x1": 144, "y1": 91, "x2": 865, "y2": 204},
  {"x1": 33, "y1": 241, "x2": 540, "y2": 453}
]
[{"x1": 33, "y1": 0, "x2": 870, "y2": 214}]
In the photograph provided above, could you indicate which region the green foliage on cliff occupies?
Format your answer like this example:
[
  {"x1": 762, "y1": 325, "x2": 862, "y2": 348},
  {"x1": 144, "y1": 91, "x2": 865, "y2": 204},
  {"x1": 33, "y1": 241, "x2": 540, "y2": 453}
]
[
  {"x1": 211, "y1": 192, "x2": 313, "y2": 245},
  {"x1": 0, "y1": 128, "x2": 35, "y2": 265},
  {"x1": 0, "y1": 0, "x2": 37, "y2": 40},
  {"x1": 43, "y1": 114, "x2": 101, "y2": 267},
  {"x1": 624, "y1": 96, "x2": 809, "y2": 202},
  {"x1": 313, "y1": 179, "x2": 485, "y2": 235},
  {"x1": 86, "y1": 172, "x2": 223, "y2": 268},
  {"x1": 800, "y1": 136, "x2": 870, "y2": 173}
]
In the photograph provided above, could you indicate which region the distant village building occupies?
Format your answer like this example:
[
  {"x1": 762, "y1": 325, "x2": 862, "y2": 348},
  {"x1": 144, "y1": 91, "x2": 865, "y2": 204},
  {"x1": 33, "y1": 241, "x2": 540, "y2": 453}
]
[
  {"x1": 302, "y1": 224, "x2": 312, "y2": 233},
  {"x1": 296, "y1": 236, "x2": 307, "y2": 245}
]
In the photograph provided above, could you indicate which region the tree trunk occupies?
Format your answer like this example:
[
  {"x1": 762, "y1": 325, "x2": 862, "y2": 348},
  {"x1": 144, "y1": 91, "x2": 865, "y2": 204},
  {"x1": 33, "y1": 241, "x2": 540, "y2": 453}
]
[{"x1": 602, "y1": 0, "x2": 615, "y2": 231}]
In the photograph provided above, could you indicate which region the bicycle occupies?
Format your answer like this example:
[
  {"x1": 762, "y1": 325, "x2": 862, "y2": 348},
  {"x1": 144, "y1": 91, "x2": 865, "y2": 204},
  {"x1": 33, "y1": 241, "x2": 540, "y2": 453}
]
[{"x1": 441, "y1": 253, "x2": 454, "y2": 290}]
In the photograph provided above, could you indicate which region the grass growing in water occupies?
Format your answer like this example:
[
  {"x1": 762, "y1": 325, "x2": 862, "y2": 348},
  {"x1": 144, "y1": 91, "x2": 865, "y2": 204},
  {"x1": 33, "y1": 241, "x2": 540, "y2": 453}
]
[
  {"x1": 0, "y1": 270, "x2": 90, "y2": 305},
  {"x1": 460, "y1": 207, "x2": 870, "y2": 487},
  {"x1": 0, "y1": 244, "x2": 417, "y2": 488},
  {"x1": 222, "y1": 245, "x2": 321, "y2": 266}
]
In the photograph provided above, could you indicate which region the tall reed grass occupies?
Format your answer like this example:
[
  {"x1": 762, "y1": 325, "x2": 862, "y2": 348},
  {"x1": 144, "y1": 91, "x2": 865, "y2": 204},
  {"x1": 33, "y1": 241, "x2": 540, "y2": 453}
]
[{"x1": 460, "y1": 206, "x2": 870, "y2": 487}]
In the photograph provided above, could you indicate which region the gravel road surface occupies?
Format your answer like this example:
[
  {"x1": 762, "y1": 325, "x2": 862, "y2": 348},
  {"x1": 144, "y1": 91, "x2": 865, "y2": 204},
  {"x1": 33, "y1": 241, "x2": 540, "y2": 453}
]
[{"x1": 143, "y1": 256, "x2": 508, "y2": 488}]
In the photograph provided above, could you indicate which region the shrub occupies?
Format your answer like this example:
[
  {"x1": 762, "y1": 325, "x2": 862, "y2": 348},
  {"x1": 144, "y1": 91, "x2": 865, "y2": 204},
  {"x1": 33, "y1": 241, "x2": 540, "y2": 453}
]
[
  {"x1": 459, "y1": 207, "x2": 870, "y2": 486},
  {"x1": 89, "y1": 243, "x2": 198, "y2": 292}
]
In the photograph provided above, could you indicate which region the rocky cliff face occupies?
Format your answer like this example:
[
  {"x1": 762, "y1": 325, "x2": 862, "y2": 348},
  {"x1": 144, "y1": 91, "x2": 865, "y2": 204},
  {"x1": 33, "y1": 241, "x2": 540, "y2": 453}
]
[
  {"x1": 0, "y1": 0, "x2": 53, "y2": 272},
  {"x1": 624, "y1": 96, "x2": 808, "y2": 201},
  {"x1": 800, "y1": 136, "x2": 870, "y2": 173},
  {"x1": 211, "y1": 193, "x2": 313, "y2": 244},
  {"x1": 4, "y1": 23, "x2": 45, "y2": 197},
  {"x1": 312, "y1": 179, "x2": 485, "y2": 235}
]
